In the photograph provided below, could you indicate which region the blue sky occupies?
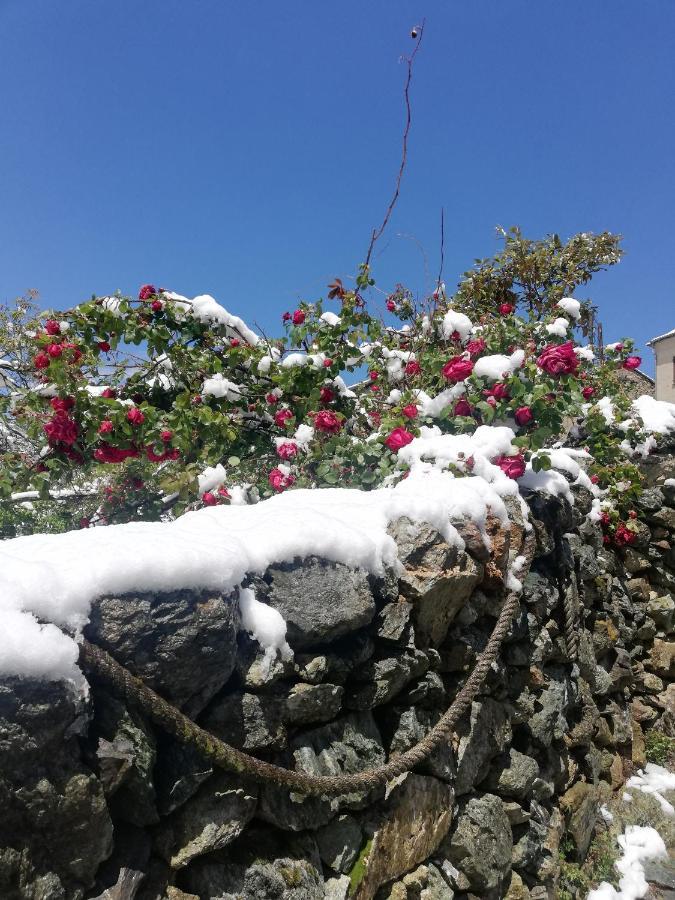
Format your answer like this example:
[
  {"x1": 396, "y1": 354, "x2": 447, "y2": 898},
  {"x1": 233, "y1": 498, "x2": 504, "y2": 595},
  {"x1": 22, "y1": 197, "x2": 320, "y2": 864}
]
[{"x1": 1, "y1": 1, "x2": 673, "y2": 373}]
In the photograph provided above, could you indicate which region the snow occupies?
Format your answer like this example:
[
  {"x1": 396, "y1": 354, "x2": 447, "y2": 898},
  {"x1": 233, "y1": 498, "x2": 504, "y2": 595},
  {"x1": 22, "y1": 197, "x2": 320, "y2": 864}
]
[
  {"x1": 201, "y1": 373, "x2": 243, "y2": 401},
  {"x1": 587, "y1": 825, "x2": 667, "y2": 900},
  {"x1": 625, "y1": 763, "x2": 675, "y2": 817},
  {"x1": 575, "y1": 345, "x2": 596, "y2": 361},
  {"x1": 238, "y1": 587, "x2": 292, "y2": 673},
  {"x1": 439, "y1": 309, "x2": 473, "y2": 342},
  {"x1": 557, "y1": 297, "x2": 582, "y2": 320},
  {"x1": 596, "y1": 397, "x2": 616, "y2": 425},
  {"x1": 416, "y1": 384, "x2": 466, "y2": 418},
  {"x1": 189, "y1": 295, "x2": 259, "y2": 346},
  {"x1": 474, "y1": 349, "x2": 525, "y2": 381},
  {"x1": 197, "y1": 464, "x2": 227, "y2": 494},
  {"x1": 631, "y1": 396, "x2": 675, "y2": 435},
  {"x1": 605, "y1": 342, "x2": 623, "y2": 351},
  {"x1": 0, "y1": 460, "x2": 530, "y2": 687},
  {"x1": 600, "y1": 805, "x2": 614, "y2": 823},
  {"x1": 320, "y1": 312, "x2": 341, "y2": 327},
  {"x1": 100, "y1": 297, "x2": 124, "y2": 316},
  {"x1": 546, "y1": 317, "x2": 570, "y2": 337}
]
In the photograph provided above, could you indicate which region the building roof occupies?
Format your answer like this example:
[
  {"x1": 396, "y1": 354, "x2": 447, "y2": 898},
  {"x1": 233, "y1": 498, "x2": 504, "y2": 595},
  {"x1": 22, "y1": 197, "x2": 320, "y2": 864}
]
[{"x1": 647, "y1": 328, "x2": 675, "y2": 346}]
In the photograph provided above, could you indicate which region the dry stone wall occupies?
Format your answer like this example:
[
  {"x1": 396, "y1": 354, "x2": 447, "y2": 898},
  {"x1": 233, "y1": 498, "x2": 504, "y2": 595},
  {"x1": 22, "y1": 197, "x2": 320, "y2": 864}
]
[{"x1": 1, "y1": 442, "x2": 674, "y2": 900}]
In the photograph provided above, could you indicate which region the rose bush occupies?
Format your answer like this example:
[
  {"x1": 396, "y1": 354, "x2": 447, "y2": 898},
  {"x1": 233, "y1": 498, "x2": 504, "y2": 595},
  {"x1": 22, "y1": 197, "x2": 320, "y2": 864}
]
[{"x1": 0, "y1": 229, "x2": 660, "y2": 549}]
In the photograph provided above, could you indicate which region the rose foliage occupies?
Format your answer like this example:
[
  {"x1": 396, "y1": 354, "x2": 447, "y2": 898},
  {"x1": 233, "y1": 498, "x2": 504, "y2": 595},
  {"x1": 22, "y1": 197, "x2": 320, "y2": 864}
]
[{"x1": 0, "y1": 229, "x2": 658, "y2": 549}]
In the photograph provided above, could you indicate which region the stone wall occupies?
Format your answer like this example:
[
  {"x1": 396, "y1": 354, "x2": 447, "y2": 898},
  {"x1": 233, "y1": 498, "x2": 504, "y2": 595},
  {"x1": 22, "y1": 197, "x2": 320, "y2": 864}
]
[{"x1": 1, "y1": 444, "x2": 674, "y2": 900}]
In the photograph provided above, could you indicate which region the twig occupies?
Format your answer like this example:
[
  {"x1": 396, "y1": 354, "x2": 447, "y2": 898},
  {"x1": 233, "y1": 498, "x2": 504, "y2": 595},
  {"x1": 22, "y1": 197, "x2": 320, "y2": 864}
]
[
  {"x1": 363, "y1": 21, "x2": 426, "y2": 270},
  {"x1": 437, "y1": 207, "x2": 445, "y2": 289}
]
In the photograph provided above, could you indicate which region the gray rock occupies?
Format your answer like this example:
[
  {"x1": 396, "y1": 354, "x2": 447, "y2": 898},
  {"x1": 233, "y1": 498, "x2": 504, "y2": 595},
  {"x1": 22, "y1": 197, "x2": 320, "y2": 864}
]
[
  {"x1": 385, "y1": 706, "x2": 455, "y2": 783},
  {"x1": 345, "y1": 649, "x2": 429, "y2": 709},
  {"x1": 560, "y1": 782, "x2": 600, "y2": 859},
  {"x1": 259, "y1": 711, "x2": 386, "y2": 831},
  {"x1": 93, "y1": 691, "x2": 158, "y2": 826},
  {"x1": 0, "y1": 678, "x2": 113, "y2": 899},
  {"x1": 181, "y1": 828, "x2": 324, "y2": 899},
  {"x1": 294, "y1": 632, "x2": 375, "y2": 685},
  {"x1": 88, "y1": 824, "x2": 151, "y2": 900},
  {"x1": 260, "y1": 558, "x2": 376, "y2": 648},
  {"x1": 375, "y1": 599, "x2": 414, "y2": 645},
  {"x1": 236, "y1": 632, "x2": 295, "y2": 689},
  {"x1": 324, "y1": 874, "x2": 352, "y2": 900},
  {"x1": 482, "y1": 749, "x2": 539, "y2": 800},
  {"x1": 155, "y1": 771, "x2": 257, "y2": 869},
  {"x1": 154, "y1": 738, "x2": 213, "y2": 816},
  {"x1": 647, "y1": 595, "x2": 675, "y2": 632},
  {"x1": 201, "y1": 690, "x2": 287, "y2": 751},
  {"x1": 455, "y1": 698, "x2": 512, "y2": 795},
  {"x1": 284, "y1": 682, "x2": 344, "y2": 726},
  {"x1": 527, "y1": 667, "x2": 570, "y2": 747},
  {"x1": 442, "y1": 793, "x2": 512, "y2": 894},
  {"x1": 85, "y1": 588, "x2": 238, "y2": 715},
  {"x1": 315, "y1": 814, "x2": 362, "y2": 874},
  {"x1": 379, "y1": 863, "x2": 456, "y2": 898}
]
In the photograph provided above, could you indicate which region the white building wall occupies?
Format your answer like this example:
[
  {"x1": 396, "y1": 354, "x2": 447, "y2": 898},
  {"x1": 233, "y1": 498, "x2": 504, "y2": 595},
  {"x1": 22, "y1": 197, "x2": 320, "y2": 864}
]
[{"x1": 652, "y1": 333, "x2": 675, "y2": 403}]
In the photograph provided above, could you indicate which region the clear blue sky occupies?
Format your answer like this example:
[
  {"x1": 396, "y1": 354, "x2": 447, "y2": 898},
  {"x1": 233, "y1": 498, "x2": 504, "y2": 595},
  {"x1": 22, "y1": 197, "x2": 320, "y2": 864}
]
[{"x1": 1, "y1": 1, "x2": 673, "y2": 374}]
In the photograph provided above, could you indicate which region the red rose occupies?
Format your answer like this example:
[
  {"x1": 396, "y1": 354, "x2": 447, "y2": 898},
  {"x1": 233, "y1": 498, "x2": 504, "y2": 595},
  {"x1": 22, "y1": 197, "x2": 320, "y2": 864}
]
[
  {"x1": 145, "y1": 445, "x2": 180, "y2": 462},
  {"x1": 536, "y1": 341, "x2": 579, "y2": 376},
  {"x1": 385, "y1": 426, "x2": 414, "y2": 452},
  {"x1": 277, "y1": 442, "x2": 299, "y2": 460},
  {"x1": 34, "y1": 352, "x2": 50, "y2": 370},
  {"x1": 139, "y1": 284, "x2": 156, "y2": 300},
  {"x1": 319, "y1": 387, "x2": 335, "y2": 404},
  {"x1": 274, "y1": 408, "x2": 294, "y2": 427},
  {"x1": 386, "y1": 299, "x2": 396, "y2": 312},
  {"x1": 202, "y1": 491, "x2": 218, "y2": 506},
  {"x1": 450, "y1": 330, "x2": 461, "y2": 342},
  {"x1": 494, "y1": 453, "x2": 526, "y2": 479},
  {"x1": 485, "y1": 396, "x2": 497, "y2": 408},
  {"x1": 499, "y1": 303, "x2": 514, "y2": 315},
  {"x1": 97, "y1": 340, "x2": 111, "y2": 352},
  {"x1": 98, "y1": 419, "x2": 114, "y2": 434},
  {"x1": 292, "y1": 309, "x2": 306, "y2": 325},
  {"x1": 101, "y1": 388, "x2": 117, "y2": 399},
  {"x1": 402, "y1": 404, "x2": 418, "y2": 419},
  {"x1": 370, "y1": 411, "x2": 382, "y2": 426},
  {"x1": 93, "y1": 446, "x2": 139, "y2": 463},
  {"x1": 314, "y1": 410, "x2": 343, "y2": 434},
  {"x1": 590, "y1": 474, "x2": 599, "y2": 484},
  {"x1": 44, "y1": 412, "x2": 78, "y2": 446},
  {"x1": 485, "y1": 382, "x2": 510, "y2": 401},
  {"x1": 623, "y1": 356, "x2": 641, "y2": 370},
  {"x1": 50, "y1": 396, "x2": 75, "y2": 412},
  {"x1": 514, "y1": 406, "x2": 534, "y2": 426},
  {"x1": 323, "y1": 358, "x2": 333, "y2": 368},
  {"x1": 442, "y1": 357, "x2": 474, "y2": 382},
  {"x1": 582, "y1": 386, "x2": 595, "y2": 400},
  {"x1": 282, "y1": 311, "x2": 291, "y2": 322},
  {"x1": 629, "y1": 510, "x2": 638, "y2": 519},
  {"x1": 127, "y1": 407, "x2": 145, "y2": 426},
  {"x1": 614, "y1": 523, "x2": 637, "y2": 547},
  {"x1": 600, "y1": 512, "x2": 611, "y2": 527},
  {"x1": 454, "y1": 399, "x2": 473, "y2": 416},
  {"x1": 192, "y1": 395, "x2": 203, "y2": 405},
  {"x1": 45, "y1": 319, "x2": 61, "y2": 336},
  {"x1": 369, "y1": 371, "x2": 379, "y2": 381},
  {"x1": 405, "y1": 360, "x2": 421, "y2": 376},
  {"x1": 47, "y1": 343, "x2": 63, "y2": 358},
  {"x1": 160, "y1": 429, "x2": 173, "y2": 442},
  {"x1": 230, "y1": 338, "x2": 240, "y2": 347},
  {"x1": 151, "y1": 300, "x2": 163, "y2": 312},
  {"x1": 217, "y1": 486, "x2": 231, "y2": 499},
  {"x1": 466, "y1": 338, "x2": 486, "y2": 356},
  {"x1": 269, "y1": 467, "x2": 296, "y2": 492}
]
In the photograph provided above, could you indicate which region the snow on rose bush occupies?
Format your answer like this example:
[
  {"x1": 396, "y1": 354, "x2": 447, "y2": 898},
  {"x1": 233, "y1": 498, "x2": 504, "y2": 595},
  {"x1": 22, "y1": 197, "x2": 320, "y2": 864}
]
[{"x1": 1, "y1": 229, "x2": 674, "y2": 551}]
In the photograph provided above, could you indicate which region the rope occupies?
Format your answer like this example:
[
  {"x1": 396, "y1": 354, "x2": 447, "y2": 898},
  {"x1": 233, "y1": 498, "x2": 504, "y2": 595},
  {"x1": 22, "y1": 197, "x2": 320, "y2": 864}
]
[
  {"x1": 79, "y1": 531, "x2": 536, "y2": 797},
  {"x1": 562, "y1": 575, "x2": 580, "y2": 662}
]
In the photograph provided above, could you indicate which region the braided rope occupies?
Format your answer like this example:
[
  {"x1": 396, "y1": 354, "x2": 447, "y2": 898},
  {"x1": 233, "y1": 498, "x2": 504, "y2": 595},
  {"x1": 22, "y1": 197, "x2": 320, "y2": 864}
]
[
  {"x1": 562, "y1": 575, "x2": 580, "y2": 662},
  {"x1": 79, "y1": 532, "x2": 535, "y2": 797}
]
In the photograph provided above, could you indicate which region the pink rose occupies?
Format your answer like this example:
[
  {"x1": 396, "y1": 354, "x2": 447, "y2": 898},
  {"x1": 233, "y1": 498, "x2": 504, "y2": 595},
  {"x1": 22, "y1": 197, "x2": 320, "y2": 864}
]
[
  {"x1": 385, "y1": 426, "x2": 414, "y2": 452},
  {"x1": 402, "y1": 404, "x2": 418, "y2": 419},
  {"x1": 466, "y1": 338, "x2": 486, "y2": 356},
  {"x1": 623, "y1": 356, "x2": 641, "y2": 370},
  {"x1": 274, "y1": 408, "x2": 294, "y2": 427},
  {"x1": 230, "y1": 338, "x2": 240, "y2": 347},
  {"x1": 101, "y1": 387, "x2": 117, "y2": 399},
  {"x1": 269, "y1": 468, "x2": 296, "y2": 492},
  {"x1": 98, "y1": 419, "x2": 114, "y2": 435},
  {"x1": 138, "y1": 284, "x2": 156, "y2": 300},
  {"x1": 386, "y1": 299, "x2": 396, "y2": 312},
  {"x1": 582, "y1": 386, "x2": 595, "y2": 400},
  {"x1": 314, "y1": 410, "x2": 342, "y2": 434},
  {"x1": 454, "y1": 399, "x2": 473, "y2": 416},
  {"x1": 514, "y1": 406, "x2": 534, "y2": 426},
  {"x1": 536, "y1": 341, "x2": 579, "y2": 376},
  {"x1": 292, "y1": 309, "x2": 306, "y2": 325},
  {"x1": 323, "y1": 358, "x2": 333, "y2": 368},
  {"x1": 442, "y1": 357, "x2": 474, "y2": 382},
  {"x1": 404, "y1": 360, "x2": 421, "y2": 376},
  {"x1": 277, "y1": 441, "x2": 299, "y2": 460},
  {"x1": 499, "y1": 303, "x2": 514, "y2": 315},
  {"x1": 202, "y1": 492, "x2": 218, "y2": 506},
  {"x1": 127, "y1": 407, "x2": 145, "y2": 426},
  {"x1": 494, "y1": 453, "x2": 526, "y2": 479}
]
